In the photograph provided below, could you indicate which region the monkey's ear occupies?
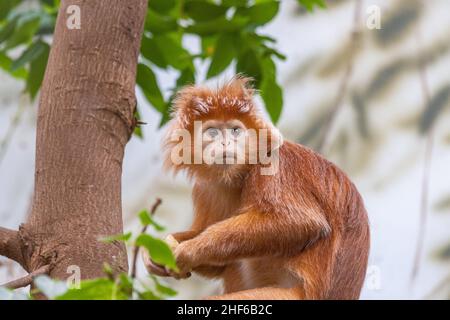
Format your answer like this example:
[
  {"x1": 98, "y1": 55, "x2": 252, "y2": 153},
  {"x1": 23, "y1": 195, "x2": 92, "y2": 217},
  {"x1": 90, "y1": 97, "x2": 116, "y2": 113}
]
[{"x1": 171, "y1": 85, "x2": 210, "y2": 127}]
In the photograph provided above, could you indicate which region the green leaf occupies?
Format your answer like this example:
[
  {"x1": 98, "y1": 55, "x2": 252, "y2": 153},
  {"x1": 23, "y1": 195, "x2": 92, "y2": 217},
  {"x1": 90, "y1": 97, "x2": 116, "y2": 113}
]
[
  {"x1": 244, "y1": 1, "x2": 280, "y2": 26},
  {"x1": 207, "y1": 33, "x2": 236, "y2": 79},
  {"x1": 135, "y1": 234, "x2": 178, "y2": 272},
  {"x1": 151, "y1": 276, "x2": 177, "y2": 297},
  {"x1": 11, "y1": 39, "x2": 47, "y2": 71},
  {"x1": 100, "y1": 232, "x2": 132, "y2": 243},
  {"x1": 136, "y1": 63, "x2": 166, "y2": 112},
  {"x1": 153, "y1": 34, "x2": 193, "y2": 70},
  {"x1": 103, "y1": 263, "x2": 114, "y2": 278},
  {"x1": 255, "y1": 33, "x2": 277, "y2": 43},
  {"x1": 0, "y1": 52, "x2": 27, "y2": 79},
  {"x1": 141, "y1": 35, "x2": 168, "y2": 69},
  {"x1": 0, "y1": 0, "x2": 20, "y2": 21},
  {"x1": 261, "y1": 77, "x2": 283, "y2": 123},
  {"x1": 201, "y1": 35, "x2": 217, "y2": 58},
  {"x1": 184, "y1": 0, "x2": 228, "y2": 22},
  {"x1": 138, "y1": 209, "x2": 165, "y2": 231},
  {"x1": 155, "y1": 282, "x2": 177, "y2": 297},
  {"x1": 4, "y1": 13, "x2": 41, "y2": 50},
  {"x1": 56, "y1": 278, "x2": 127, "y2": 300},
  {"x1": 133, "y1": 125, "x2": 143, "y2": 139},
  {"x1": 0, "y1": 16, "x2": 19, "y2": 44},
  {"x1": 117, "y1": 274, "x2": 133, "y2": 297},
  {"x1": 26, "y1": 40, "x2": 49, "y2": 99},
  {"x1": 36, "y1": 10, "x2": 56, "y2": 36},
  {"x1": 144, "y1": 9, "x2": 178, "y2": 34},
  {"x1": 260, "y1": 57, "x2": 283, "y2": 123},
  {"x1": 133, "y1": 107, "x2": 144, "y2": 139},
  {"x1": 297, "y1": 0, "x2": 327, "y2": 12},
  {"x1": 39, "y1": 0, "x2": 57, "y2": 7},
  {"x1": 148, "y1": 0, "x2": 177, "y2": 14},
  {"x1": 185, "y1": 16, "x2": 248, "y2": 36},
  {"x1": 159, "y1": 103, "x2": 172, "y2": 127},
  {"x1": 419, "y1": 85, "x2": 450, "y2": 134},
  {"x1": 236, "y1": 49, "x2": 262, "y2": 86},
  {"x1": 138, "y1": 290, "x2": 161, "y2": 300},
  {"x1": 176, "y1": 68, "x2": 195, "y2": 87},
  {"x1": 221, "y1": 0, "x2": 248, "y2": 7}
]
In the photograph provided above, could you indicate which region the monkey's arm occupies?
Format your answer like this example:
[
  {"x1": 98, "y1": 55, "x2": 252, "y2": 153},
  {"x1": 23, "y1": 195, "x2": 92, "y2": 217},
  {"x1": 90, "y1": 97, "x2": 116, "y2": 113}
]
[{"x1": 174, "y1": 208, "x2": 330, "y2": 274}]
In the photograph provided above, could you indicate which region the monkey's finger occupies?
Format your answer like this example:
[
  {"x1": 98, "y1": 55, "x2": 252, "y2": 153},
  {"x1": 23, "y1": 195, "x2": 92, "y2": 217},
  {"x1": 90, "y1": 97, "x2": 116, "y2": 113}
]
[
  {"x1": 149, "y1": 262, "x2": 171, "y2": 277},
  {"x1": 166, "y1": 267, "x2": 191, "y2": 279},
  {"x1": 165, "y1": 234, "x2": 180, "y2": 251},
  {"x1": 141, "y1": 249, "x2": 171, "y2": 276}
]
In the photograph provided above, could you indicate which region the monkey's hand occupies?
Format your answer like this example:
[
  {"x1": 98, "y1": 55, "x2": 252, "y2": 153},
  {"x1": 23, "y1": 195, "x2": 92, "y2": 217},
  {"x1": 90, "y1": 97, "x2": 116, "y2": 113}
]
[
  {"x1": 142, "y1": 234, "x2": 186, "y2": 277},
  {"x1": 165, "y1": 234, "x2": 180, "y2": 251},
  {"x1": 165, "y1": 240, "x2": 195, "y2": 279},
  {"x1": 142, "y1": 246, "x2": 169, "y2": 277}
]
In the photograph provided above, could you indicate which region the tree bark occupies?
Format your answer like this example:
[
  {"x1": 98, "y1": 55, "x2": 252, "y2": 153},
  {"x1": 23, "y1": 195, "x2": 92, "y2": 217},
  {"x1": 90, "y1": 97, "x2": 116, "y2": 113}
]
[
  {"x1": 0, "y1": 227, "x2": 24, "y2": 268},
  {"x1": 0, "y1": 0, "x2": 148, "y2": 282}
]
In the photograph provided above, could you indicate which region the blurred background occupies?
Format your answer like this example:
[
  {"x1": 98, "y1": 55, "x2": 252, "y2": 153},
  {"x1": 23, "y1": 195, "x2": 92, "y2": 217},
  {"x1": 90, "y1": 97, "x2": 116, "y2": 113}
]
[{"x1": 0, "y1": 0, "x2": 449, "y2": 299}]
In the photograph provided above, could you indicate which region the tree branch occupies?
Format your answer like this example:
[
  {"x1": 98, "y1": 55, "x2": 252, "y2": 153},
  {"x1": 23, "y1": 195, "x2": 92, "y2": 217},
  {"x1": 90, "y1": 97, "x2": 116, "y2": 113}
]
[
  {"x1": 0, "y1": 227, "x2": 25, "y2": 267},
  {"x1": 1, "y1": 265, "x2": 50, "y2": 290}
]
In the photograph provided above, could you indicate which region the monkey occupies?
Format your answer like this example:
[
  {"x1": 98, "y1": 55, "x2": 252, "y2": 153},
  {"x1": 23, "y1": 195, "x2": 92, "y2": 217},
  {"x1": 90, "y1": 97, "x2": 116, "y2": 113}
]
[{"x1": 142, "y1": 75, "x2": 370, "y2": 300}]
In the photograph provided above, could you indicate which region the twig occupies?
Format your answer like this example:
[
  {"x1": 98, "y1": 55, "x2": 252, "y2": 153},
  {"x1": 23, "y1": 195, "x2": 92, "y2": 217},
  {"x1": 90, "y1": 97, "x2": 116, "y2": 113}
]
[
  {"x1": 1, "y1": 265, "x2": 50, "y2": 290},
  {"x1": 316, "y1": 0, "x2": 363, "y2": 153},
  {"x1": 130, "y1": 198, "x2": 162, "y2": 279},
  {"x1": 410, "y1": 19, "x2": 434, "y2": 287}
]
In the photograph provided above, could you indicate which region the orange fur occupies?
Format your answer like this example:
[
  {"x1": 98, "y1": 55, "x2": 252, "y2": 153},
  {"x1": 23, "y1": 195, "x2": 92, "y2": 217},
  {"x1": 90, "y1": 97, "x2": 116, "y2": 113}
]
[{"x1": 154, "y1": 76, "x2": 370, "y2": 300}]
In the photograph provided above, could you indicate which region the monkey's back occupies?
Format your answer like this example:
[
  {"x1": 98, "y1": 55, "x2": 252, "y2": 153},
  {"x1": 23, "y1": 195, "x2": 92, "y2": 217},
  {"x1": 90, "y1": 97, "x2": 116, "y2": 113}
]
[{"x1": 277, "y1": 141, "x2": 370, "y2": 299}]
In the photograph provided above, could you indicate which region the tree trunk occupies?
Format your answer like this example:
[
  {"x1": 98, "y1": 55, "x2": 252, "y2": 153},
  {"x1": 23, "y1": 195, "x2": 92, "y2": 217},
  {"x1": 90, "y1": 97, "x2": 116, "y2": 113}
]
[{"x1": 0, "y1": 0, "x2": 148, "y2": 283}]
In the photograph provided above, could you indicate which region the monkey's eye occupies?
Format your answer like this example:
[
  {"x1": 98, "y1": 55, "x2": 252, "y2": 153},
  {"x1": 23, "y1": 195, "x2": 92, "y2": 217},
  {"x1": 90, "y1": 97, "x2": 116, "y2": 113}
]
[
  {"x1": 230, "y1": 127, "x2": 241, "y2": 137},
  {"x1": 206, "y1": 127, "x2": 219, "y2": 138}
]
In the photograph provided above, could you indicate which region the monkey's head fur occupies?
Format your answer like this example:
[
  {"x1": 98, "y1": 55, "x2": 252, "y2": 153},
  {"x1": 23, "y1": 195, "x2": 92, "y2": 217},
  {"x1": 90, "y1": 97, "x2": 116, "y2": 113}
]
[{"x1": 163, "y1": 75, "x2": 283, "y2": 185}]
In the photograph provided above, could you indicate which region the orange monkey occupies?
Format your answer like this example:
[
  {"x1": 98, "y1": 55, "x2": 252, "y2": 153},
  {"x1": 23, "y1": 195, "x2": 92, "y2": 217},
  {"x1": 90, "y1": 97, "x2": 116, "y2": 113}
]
[{"x1": 143, "y1": 76, "x2": 370, "y2": 300}]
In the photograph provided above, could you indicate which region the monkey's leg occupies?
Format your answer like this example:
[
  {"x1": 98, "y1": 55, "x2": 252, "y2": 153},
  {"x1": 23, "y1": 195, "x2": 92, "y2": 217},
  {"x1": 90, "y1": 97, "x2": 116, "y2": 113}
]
[{"x1": 205, "y1": 287, "x2": 303, "y2": 300}]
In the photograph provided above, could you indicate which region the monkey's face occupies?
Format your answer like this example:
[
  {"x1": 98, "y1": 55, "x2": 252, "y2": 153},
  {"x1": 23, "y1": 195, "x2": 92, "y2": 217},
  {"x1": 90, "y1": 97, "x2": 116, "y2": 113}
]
[{"x1": 196, "y1": 119, "x2": 248, "y2": 166}]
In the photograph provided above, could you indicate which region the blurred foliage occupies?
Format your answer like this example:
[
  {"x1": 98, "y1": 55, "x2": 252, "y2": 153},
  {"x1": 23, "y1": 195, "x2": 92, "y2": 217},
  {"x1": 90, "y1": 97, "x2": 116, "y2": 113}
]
[
  {"x1": 0, "y1": 0, "x2": 326, "y2": 128},
  {"x1": 297, "y1": 0, "x2": 326, "y2": 12},
  {"x1": 295, "y1": 0, "x2": 450, "y2": 158},
  {"x1": 419, "y1": 85, "x2": 450, "y2": 134},
  {"x1": 290, "y1": 2, "x2": 450, "y2": 276},
  {"x1": 436, "y1": 244, "x2": 450, "y2": 261},
  {"x1": 373, "y1": 0, "x2": 420, "y2": 47},
  {"x1": 434, "y1": 195, "x2": 450, "y2": 213}
]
